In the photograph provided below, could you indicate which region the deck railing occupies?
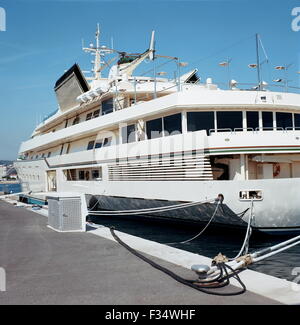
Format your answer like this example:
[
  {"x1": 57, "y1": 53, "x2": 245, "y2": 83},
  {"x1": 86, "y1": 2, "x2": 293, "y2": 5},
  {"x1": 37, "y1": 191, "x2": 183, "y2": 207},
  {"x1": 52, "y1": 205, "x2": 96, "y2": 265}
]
[{"x1": 209, "y1": 127, "x2": 300, "y2": 136}]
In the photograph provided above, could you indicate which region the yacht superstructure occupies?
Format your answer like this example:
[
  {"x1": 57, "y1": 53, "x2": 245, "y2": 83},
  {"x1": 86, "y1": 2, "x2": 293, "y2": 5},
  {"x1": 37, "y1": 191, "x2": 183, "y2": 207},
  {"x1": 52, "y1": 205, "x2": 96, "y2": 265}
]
[{"x1": 15, "y1": 26, "x2": 300, "y2": 234}]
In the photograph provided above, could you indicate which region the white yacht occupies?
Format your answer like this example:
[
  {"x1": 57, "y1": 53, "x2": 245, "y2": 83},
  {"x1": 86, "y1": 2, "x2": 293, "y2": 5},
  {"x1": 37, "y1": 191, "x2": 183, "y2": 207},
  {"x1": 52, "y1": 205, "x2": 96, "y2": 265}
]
[{"x1": 15, "y1": 26, "x2": 300, "y2": 234}]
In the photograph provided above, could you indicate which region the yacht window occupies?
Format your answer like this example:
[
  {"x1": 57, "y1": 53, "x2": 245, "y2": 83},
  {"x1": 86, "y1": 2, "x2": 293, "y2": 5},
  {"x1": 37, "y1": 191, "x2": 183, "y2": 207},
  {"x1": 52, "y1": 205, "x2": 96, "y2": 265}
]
[
  {"x1": 72, "y1": 116, "x2": 80, "y2": 125},
  {"x1": 86, "y1": 113, "x2": 93, "y2": 121},
  {"x1": 47, "y1": 152, "x2": 51, "y2": 158},
  {"x1": 66, "y1": 143, "x2": 71, "y2": 154},
  {"x1": 95, "y1": 140, "x2": 103, "y2": 149},
  {"x1": 65, "y1": 168, "x2": 102, "y2": 181},
  {"x1": 295, "y1": 114, "x2": 300, "y2": 129},
  {"x1": 163, "y1": 113, "x2": 182, "y2": 136},
  {"x1": 92, "y1": 169, "x2": 101, "y2": 179},
  {"x1": 93, "y1": 109, "x2": 100, "y2": 118},
  {"x1": 122, "y1": 124, "x2": 136, "y2": 144},
  {"x1": 65, "y1": 169, "x2": 76, "y2": 181},
  {"x1": 276, "y1": 112, "x2": 293, "y2": 129},
  {"x1": 85, "y1": 170, "x2": 90, "y2": 180},
  {"x1": 103, "y1": 137, "x2": 112, "y2": 147},
  {"x1": 78, "y1": 170, "x2": 85, "y2": 180},
  {"x1": 187, "y1": 112, "x2": 214, "y2": 135},
  {"x1": 262, "y1": 112, "x2": 273, "y2": 130},
  {"x1": 246, "y1": 111, "x2": 259, "y2": 130},
  {"x1": 217, "y1": 111, "x2": 243, "y2": 131},
  {"x1": 102, "y1": 98, "x2": 114, "y2": 115},
  {"x1": 146, "y1": 118, "x2": 163, "y2": 139},
  {"x1": 87, "y1": 141, "x2": 95, "y2": 150}
]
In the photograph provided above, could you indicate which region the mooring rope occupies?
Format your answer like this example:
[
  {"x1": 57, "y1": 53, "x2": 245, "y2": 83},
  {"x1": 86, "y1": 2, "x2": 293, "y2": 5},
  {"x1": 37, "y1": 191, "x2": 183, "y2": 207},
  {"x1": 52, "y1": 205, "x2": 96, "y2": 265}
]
[
  {"x1": 230, "y1": 200, "x2": 254, "y2": 260},
  {"x1": 109, "y1": 226, "x2": 246, "y2": 296},
  {"x1": 165, "y1": 201, "x2": 221, "y2": 245},
  {"x1": 89, "y1": 197, "x2": 216, "y2": 216}
]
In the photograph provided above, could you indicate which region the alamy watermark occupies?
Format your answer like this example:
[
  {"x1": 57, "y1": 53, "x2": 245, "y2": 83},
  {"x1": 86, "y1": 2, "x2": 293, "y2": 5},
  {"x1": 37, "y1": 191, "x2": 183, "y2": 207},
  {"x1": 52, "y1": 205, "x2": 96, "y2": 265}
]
[
  {"x1": 0, "y1": 267, "x2": 6, "y2": 292},
  {"x1": 0, "y1": 7, "x2": 6, "y2": 31},
  {"x1": 291, "y1": 7, "x2": 300, "y2": 32}
]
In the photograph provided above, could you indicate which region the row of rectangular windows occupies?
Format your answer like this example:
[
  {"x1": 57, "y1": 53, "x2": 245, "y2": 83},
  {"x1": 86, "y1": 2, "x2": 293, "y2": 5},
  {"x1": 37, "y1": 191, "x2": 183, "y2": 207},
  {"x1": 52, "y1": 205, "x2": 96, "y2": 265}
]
[
  {"x1": 64, "y1": 168, "x2": 102, "y2": 181},
  {"x1": 122, "y1": 111, "x2": 300, "y2": 143},
  {"x1": 28, "y1": 110, "x2": 300, "y2": 158},
  {"x1": 188, "y1": 111, "x2": 300, "y2": 134},
  {"x1": 46, "y1": 99, "x2": 114, "y2": 133},
  {"x1": 72, "y1": 98, "x2": 114, "y2": 126}
]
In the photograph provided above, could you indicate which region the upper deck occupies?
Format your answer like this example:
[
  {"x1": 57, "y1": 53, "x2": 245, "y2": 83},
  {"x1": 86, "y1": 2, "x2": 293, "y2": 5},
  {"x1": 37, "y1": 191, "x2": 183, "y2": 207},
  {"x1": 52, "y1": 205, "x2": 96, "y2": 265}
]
[
  {"x1": 17, "y1": 26, "x2": 300, "y2": 159},
  {"x1": 18, "y1": 83, "x2": 300, "y2": 158}
]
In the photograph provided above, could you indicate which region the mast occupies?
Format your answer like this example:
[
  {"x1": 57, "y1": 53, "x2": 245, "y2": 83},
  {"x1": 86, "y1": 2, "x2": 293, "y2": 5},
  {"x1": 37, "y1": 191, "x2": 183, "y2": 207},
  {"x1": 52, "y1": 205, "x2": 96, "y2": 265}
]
[
  {"x1": 82, "y1": 24, "x2": 113, "y2": 80},
  {"x1": 256, "y1": 33, "x2": 262, "y2": 91},
  {"x1": 94, "y1": 23, "x2": 101, "y2": 80}
]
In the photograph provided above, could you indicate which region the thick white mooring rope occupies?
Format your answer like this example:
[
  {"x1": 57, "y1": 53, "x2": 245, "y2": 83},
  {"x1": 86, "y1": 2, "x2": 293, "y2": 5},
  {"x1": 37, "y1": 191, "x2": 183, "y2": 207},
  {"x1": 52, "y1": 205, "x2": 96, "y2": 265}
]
[{"x1": 88, "y1": 197, "x2": 216, "y2": 216}]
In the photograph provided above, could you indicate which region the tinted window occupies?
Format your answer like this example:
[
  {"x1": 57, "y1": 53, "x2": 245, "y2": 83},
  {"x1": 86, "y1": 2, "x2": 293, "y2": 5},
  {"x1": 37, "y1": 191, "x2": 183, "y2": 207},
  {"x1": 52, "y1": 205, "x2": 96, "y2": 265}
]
[
  {"x1": 87, "y1": 141, "x2": 95, "y2": 150},
  {"x1": 72, "y1": 116, "x2": 80, "y2": 125},
  {"x1": 86, "y1": 113, "x2": 92, "y2": 121},
  {"x1": 78, "y1": 171, "x2": 85, "y2": 180},
  {"x1": 66, "y1": 143, "x2": 71, "y2": 154},
  {"x1": 187, "y1": 112, "x2": 214, "y2": 135},
  {"x1": 92, "y1": 170, "x2": 99, "y2": 179},
  {"x1": 217, "y1": 111, "x2": 243, "y2": 131},
  {"x1": 85, "y1": 171, "x2": 90, "y2": 180},
  {"x1": 246, "y1": 111, "x2": 259, "y2": 130},
  {"x1": 122, "y1": 124, "x2": 136, "y2": 144},
  {"x1": 276, "y1": 112, "x2": 293, "y2": 129},
  {"x1": 95, "y1": 140, "x2": 103, "y2": 149},
  {"x1": 103, "y1": 137, "x2": 112, "y2": 147},
  {"x1": 102, "y1": 98, "x2": 114, "y2": 115},
  {"x1": 146, "y1": 118, "x2": 163, "y2": 139},
  {"x1": 163, "y1": 113, "x2": 182, "y2": 136},
  {"x1": 93, "y1": 109, "x2": 100, "y2": 118},
  {"x1": 295, "y1": 114, "x2": 300, "y2": 128},
  {"x1": 262, "y1": 112, "x2": 273, "y2": 129}
]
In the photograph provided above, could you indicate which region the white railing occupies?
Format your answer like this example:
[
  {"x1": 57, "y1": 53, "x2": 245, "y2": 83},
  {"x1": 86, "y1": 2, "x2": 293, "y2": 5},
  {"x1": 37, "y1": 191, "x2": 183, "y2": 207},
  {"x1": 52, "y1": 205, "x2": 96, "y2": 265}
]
[{"x1": 209, "y1": 127, "x2": 300, "y2": 136}]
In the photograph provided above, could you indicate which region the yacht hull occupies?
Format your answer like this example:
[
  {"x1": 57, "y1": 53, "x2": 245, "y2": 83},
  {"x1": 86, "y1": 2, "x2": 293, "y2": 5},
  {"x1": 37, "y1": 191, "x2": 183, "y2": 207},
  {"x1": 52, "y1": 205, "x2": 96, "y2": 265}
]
[
  {"x1": 82, "y1": 178, "x2": 300, "y2": 234},
  {"x1": 14, "y1": 157, "x2": 300, "y2": 234},
  {"x1": 86, "y1": 194, "x2": 248, "y2": 229}
]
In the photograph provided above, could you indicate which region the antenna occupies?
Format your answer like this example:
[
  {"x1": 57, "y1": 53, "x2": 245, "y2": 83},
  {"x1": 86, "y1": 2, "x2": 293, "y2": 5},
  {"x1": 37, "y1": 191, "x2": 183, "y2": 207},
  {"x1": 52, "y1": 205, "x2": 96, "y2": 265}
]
[
  {"x1": 149, "y1": 30, "x2": 155, "y2": 61},
  {"x1": 82, "y1": 24, "x2": 114, "y2": 80},
  {"x1": 111, "y1": 37, "x2": 114, "y2": 50},
  {"x1": 253, "y1": 34, "x2": 269, "y2": 90},
  {"x1": 96, "y1": 23, "x2": 100, "y2": 49},
  {"x1": 258, "y1": 35, "x2": 269, "y2": 64},
  {"x1": 256, "y1": 33, "x2": 262, "y2": 90}
]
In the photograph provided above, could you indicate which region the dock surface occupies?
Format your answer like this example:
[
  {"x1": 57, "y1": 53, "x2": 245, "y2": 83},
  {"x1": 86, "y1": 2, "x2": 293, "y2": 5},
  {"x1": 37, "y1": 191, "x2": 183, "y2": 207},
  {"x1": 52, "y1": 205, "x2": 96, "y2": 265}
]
[{"x1": 0, "y1": 200, "x2": 280, "y2": 305}]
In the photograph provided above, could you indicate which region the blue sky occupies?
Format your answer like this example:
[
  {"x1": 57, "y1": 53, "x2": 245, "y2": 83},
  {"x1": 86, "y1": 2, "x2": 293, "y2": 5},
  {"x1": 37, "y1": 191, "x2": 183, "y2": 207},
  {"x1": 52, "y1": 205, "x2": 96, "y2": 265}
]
[{"x1": 0, "y1": 0, "x2": 300, "y2": 159}]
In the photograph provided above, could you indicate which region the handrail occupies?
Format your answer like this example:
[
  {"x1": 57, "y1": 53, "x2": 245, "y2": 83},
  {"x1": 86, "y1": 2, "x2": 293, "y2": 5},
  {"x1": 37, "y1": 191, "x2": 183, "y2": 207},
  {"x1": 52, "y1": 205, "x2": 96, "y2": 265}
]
[
  {"x1": 255, "y1": 127, "x2": 284, "y2": 131},
  {"x1": 209, "y1": 126, "x2": 300, "y2": 135},
  {"x1": 233, "y1": 128, "x2": 255, "y2": 133},
  {"x1": 209, "y1": 128, "x2": 233, "y2": 135}
]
